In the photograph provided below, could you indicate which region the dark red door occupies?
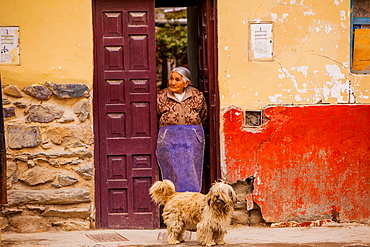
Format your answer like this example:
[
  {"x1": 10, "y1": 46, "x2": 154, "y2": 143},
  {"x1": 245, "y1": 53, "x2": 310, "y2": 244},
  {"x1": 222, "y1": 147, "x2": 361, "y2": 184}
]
[
  {"x1": 197, "y1": 0, "x2": 220, "y2": 192},
  {"x1": 93, "y1": 0, "x2": 159, "y2": 229}
]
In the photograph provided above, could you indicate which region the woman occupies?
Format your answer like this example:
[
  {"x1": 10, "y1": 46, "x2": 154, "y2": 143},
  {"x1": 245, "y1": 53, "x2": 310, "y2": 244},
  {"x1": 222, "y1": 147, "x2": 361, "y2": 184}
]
[{"x1": 156, "y1": 67, "x2": 207, "y2": 192}]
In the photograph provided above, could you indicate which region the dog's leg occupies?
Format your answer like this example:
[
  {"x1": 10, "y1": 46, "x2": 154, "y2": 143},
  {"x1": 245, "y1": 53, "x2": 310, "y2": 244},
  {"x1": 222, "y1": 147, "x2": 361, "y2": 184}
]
[
  {"x1": 167, "y1": 227, "x2": 181, "y2": 245},
  {"x1": 177, "y1": 227, "x2": 186, "y2": 243},
  {"x1": 213, "y1": 229, "x2": 226, "y2": 245},
  {"x1": 196, "y1": 222, "x2": 216, "y2": 246},
  {"x1": 167, "y1": 222, "x2": 185, "y2": 245}
]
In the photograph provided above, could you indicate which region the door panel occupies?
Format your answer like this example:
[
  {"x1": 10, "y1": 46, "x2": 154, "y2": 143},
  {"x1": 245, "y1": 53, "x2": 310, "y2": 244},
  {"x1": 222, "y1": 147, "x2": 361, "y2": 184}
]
[
  {"x1": 93, "y1": 0, "x2": 158, "y2": 229},
  {"x1": 197, "y1": 0, "x2": 220, "y2": 192}
]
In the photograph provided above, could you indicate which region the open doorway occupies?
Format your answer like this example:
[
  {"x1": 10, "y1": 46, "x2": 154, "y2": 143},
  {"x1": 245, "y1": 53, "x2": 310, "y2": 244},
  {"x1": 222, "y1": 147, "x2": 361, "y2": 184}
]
[
  {"x1": 92, "y1": 0, "x2": 218, "y2": 229},
  {"x1": 155, "y1": 6, "x2": 198, "y2": 90},
  {"x1": 154, "y1": 0, "x2": 219, "y2": 194}
]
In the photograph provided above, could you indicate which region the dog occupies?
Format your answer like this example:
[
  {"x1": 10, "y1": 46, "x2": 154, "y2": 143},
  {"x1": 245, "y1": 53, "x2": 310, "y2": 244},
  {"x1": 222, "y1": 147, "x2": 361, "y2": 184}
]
[{"x1": 149, "y1": 179, "x2": 236, "y2": 246}]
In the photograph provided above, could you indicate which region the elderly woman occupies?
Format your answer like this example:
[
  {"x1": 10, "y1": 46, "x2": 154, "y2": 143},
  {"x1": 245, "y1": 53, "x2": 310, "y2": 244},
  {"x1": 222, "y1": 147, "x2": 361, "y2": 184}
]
[{"x1": 156, "y1": 67, "x2": 207, "y2": 192}]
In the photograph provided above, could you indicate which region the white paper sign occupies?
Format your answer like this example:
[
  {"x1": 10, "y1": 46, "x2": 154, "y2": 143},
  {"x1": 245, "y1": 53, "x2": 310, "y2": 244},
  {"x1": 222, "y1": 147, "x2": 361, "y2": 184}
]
[
  {"x1": 249, "y1": 23, "x2": 273, "y2": 61},
  {"x1": 0, "y1": 26, "x2": 20, "y2": 65}
]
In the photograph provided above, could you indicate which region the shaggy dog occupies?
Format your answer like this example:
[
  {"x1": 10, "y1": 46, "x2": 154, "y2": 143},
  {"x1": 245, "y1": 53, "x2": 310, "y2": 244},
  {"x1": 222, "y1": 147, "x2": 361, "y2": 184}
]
[{"x1": 149, "y1": 179, "x2": 236, "y2": 246}]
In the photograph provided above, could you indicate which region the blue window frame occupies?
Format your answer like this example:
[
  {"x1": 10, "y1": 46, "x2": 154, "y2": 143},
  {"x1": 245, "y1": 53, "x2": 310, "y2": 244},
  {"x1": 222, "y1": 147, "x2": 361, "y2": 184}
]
[{"x1": 350, "y1": 0, "x2": 370, "y2": 73}]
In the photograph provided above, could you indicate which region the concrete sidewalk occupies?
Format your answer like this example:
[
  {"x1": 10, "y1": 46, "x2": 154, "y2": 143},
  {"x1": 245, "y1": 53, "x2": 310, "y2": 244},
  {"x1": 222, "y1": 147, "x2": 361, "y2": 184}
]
[{"x1": 1, "y1": 223, "x2": 369, "y2": 247}]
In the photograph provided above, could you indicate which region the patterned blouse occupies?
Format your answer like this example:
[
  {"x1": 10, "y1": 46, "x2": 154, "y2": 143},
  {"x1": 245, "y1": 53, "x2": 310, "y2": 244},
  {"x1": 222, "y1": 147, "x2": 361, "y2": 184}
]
[{"x1": 157, "y1": 87, "x2": 207, "y2": 128}]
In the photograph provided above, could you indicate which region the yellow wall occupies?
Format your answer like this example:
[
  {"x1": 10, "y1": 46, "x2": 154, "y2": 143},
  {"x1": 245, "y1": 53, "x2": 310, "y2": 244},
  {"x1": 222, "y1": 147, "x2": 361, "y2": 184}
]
[
  {"x1": 217, "y1": 0, "x2": 370, "y2": 110},
  {"x1": 0, "y1": 0, "x2": 93, "y2": 87}
]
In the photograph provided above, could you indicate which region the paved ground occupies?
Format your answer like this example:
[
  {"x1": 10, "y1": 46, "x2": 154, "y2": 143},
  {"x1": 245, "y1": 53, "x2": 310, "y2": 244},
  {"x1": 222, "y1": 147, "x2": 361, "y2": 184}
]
[{"x1": 1, "y1": 223, "x2": 369, "y2": 247}]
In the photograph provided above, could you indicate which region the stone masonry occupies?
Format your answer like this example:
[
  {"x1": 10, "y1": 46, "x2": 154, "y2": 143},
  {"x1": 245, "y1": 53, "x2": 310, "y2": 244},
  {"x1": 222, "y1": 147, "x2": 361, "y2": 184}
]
[{"x1": 1, "y1": 82, "x2": 94, "y2": 233}]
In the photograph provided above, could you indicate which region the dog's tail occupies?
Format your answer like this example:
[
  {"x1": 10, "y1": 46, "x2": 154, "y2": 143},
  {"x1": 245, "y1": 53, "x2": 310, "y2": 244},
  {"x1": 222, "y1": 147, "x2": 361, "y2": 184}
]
[{"x1": 149, "y1": 180, "x2": 176, "y2": 205}]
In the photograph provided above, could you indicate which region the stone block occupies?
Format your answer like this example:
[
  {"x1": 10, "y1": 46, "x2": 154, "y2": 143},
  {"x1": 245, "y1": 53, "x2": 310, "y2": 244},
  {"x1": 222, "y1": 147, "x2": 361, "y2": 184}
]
[
  {"x1": 3, "y1": 85, "x2": 22, "y2": 98},
  {"x1": 58, "y1": 174, "x2": 78, "y2": 187},
  {"x1": 0, "y1": 216, "x2": 9, "y2": 230},
  {"x1": 18, "y1": 166, "x2": 56, "y2": 186},
  {"x1": 73, "y1": 99, "x2": 90, "y2": 122},
  {"x1": 9, "y1": 215, "x2": 49, "y2": 233},
  {"x1": 46, "y1": 82, "x2": 89, "y2": 98},
  {"x1": 42, "y1": 206, "x2": 90, "y2": 218},
  {"x1": 52, "y1": 220, "x2": 90, "y2": 231},
  {"x1": 3, "y1": 106, "x2": 15, "y2": 118},
  {"x1": 26, "y1": 104, "x2": 64, "y2": 123},
  {"x1": 75, "y1": 163, "x2": 93, "y2": 180},
  {"x1": 7, "y1": 125, "x2": 41, "y2": 149},
  {"x1": 24, "y1": 85, "x2": 53, "y2": 100},
  {"x1": 7, "y1": 189, "x2": 91, "y2": 206},
  {"x1": 45, "y1": 125, "x2": 93, "y2": 146}
]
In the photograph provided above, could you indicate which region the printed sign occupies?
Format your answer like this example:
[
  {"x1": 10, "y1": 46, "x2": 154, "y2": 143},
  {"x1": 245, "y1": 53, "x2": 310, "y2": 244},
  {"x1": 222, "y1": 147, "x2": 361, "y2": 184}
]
[
  {"x1": 0, "y1": 26, "x2": 20, "y2": 65},
  {"x1": 249, "y1": 22, "x2": 274, "y2": 62}
]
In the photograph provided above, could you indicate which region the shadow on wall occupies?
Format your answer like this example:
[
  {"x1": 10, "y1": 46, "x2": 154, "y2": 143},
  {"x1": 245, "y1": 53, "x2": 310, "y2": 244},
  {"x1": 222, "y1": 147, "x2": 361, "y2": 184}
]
[{"x1": 227, "y1": 176, "x2": 270, "y2": 226}]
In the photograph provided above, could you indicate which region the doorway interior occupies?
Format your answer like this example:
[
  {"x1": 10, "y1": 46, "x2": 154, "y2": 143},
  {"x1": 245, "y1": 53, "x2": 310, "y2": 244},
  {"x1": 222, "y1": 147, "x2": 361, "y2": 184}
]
[{"x1": 154, "y1": 0, "x2": 219, "y2": 194}]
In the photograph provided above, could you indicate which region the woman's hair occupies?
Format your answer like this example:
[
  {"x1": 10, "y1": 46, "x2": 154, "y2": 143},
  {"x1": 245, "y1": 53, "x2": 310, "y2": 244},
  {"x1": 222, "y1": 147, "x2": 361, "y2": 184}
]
[{"x1": 171, "y1": 67, "x2": 192, "y2": 85}]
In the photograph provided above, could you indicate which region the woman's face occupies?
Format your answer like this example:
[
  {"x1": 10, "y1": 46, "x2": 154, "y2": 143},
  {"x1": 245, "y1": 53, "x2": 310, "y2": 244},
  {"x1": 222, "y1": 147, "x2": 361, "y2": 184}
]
[{"x1": 168, "y1": 71, "x2": 189, "y2": 94}]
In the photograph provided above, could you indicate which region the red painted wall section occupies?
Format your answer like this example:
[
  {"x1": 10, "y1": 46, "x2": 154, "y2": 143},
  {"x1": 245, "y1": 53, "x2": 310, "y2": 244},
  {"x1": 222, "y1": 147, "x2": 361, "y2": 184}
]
[{"x1": 223, "y1": 105, "x2": 370, "y2": 223}]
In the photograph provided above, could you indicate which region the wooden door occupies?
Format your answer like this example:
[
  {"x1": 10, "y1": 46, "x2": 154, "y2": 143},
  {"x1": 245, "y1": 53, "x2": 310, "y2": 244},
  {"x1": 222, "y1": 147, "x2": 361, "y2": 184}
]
[
  {"x1": 197, "y1": 0, "x2": 220, "y2": 192},
  {"x1": 93, "y1": 0, "x2": 159, "y2": 229}
]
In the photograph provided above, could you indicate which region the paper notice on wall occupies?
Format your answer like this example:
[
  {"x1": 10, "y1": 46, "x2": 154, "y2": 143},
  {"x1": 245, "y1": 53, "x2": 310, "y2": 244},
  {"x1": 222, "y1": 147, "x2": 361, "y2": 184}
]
[
  {"x1": 249, "y1": 23, "x2": 273, "y2": 62},
  {"x1": 0, "y1": 26, "x2": 20, "y2": 65}
]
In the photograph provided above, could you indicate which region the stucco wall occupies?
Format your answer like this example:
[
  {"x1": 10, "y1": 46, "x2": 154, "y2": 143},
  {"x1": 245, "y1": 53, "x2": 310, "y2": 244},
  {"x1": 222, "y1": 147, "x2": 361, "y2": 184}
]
[
  {"x1": 218, "y1": 0, "x2": 370, "y2": 109},
  {"x1": 218, "y1": 0, "x2": 370, "y2": 223},
  {"x1": 0, "y1": 0, "x2": 93, "y2": 87}
]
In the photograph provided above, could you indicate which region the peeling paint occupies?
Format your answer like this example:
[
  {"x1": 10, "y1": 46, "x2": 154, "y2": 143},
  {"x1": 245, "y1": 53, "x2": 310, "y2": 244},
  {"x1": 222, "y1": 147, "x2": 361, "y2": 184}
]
[
  {"x1": 268, "y1": 94, "x2": 283, "y2": 103},
  {"x1": 223, "y1": 106, "x2": 370, "y2": 223},
  {"x1": 325, "y1": 23, "x2": 332, "y2": 34},
  {"x1": 292, "y1": 66, "x2": 309, "y2": 77},
  {"x1": 325, "y1": 64, "x2": 344, "y2": 81},
  {"x1": 304, "y1": 10, "x2": 315, "y2": 16},
  {"x1": 339, "y1": 10, "x2": 346, "y2": 21}
]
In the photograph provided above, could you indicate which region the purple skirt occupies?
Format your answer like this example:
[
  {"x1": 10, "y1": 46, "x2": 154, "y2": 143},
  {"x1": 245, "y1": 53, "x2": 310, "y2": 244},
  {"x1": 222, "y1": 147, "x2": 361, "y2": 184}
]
[{"x1": 156, "y1": 125, "x2": 205, "y2": 192}]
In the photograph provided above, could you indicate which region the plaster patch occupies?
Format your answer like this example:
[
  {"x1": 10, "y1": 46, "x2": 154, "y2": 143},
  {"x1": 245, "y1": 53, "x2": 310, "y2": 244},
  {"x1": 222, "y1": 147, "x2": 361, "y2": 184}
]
[
  {"x1": 324, "y1": 64, "x2": 347, "y2": 102},
  {"x1": 334, "y1": 0, "x2": 343, "y2": 6},
  {"x1": 279, "y1": 67, "x2": 308, "y2": 93},
  {"x1": 271, "y1": 13, "x2": 289, "y2": 22},
  {"x1": 304, "y1": 10, "x2": 315, "y2": 16},
  {"x1": 358, "y1": 92, "x2": 369, "y2": 99},
  {"x1": 295, "y1": 95, "x2": 302, "y2": 101},
  {"x1": 296, "y1": 66, "x2": 309, "y2": 76},
  {"x1": 325, "y1": 23, "x2": 333, "y2": 34},
  {"x1": 268, "y1": 94, "x2": 283, "y2": 103},
  {"x1": 271, "y1": 13, "x2": 278, "y2": 22},
  {"x1": 325, "y1": 64, "x2": 344, "y2": 81},
  {"x1": 340, "y1": 10, "x2": 346, "y2": 21},
  {"x1": 224, "y1": 46, "x2": 230, "y2": 51}
]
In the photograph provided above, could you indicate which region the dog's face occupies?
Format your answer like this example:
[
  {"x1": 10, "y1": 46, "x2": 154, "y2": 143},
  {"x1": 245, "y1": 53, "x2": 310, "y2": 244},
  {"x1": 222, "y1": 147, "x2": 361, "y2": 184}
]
[{"x1": 207, "y1": 182, "x2": 236, "y2": 211}]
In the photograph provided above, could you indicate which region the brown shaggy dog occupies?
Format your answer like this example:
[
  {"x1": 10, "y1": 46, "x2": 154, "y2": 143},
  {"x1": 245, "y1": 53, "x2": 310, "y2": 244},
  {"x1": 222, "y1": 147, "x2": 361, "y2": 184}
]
[{"x1": 149, "y1": 179, "x2": 236, "y2": 246}]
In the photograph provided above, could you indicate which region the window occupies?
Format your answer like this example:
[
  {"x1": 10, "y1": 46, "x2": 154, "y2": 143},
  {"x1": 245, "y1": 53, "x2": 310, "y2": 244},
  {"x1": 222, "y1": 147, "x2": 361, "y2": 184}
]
[{"x1": 351, "y1": 0, "x2": 370, "y2": 73}]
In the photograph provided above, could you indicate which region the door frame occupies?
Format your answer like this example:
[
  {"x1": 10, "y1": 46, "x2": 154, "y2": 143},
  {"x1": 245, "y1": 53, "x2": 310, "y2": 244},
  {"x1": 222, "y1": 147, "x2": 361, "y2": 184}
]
[{"x1": 92, "y1": 0, "x2": 219, "y2": 228}]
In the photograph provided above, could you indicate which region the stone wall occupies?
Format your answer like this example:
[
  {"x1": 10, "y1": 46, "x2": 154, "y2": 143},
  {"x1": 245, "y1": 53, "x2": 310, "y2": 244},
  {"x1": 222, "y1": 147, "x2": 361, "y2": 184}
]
[{"x1": 1, "y1": 82, "x2": 94, "y2": 233}]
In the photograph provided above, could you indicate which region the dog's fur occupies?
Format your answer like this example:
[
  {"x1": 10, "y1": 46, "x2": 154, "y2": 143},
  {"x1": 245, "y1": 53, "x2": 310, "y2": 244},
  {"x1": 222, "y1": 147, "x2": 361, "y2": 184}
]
[{"x1": 149, "y1": 179, "x2": 236, "y2": 246}]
